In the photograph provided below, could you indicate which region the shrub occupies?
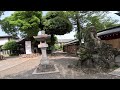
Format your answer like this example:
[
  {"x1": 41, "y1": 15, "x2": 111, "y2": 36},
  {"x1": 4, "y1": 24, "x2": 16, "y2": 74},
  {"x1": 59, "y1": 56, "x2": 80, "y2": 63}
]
[
  {"x1": 2, "y1": 40, "x2": 18, "y2": 50},
  {"x1": 2, "y1": 40, "x2": 19, "y2": 55},
  {"x1": 0, "y1": 45, "x2": 2, "y2": 51},
  {"x1": 54, "y1": 44, "x2": 63, "y2": 51}
]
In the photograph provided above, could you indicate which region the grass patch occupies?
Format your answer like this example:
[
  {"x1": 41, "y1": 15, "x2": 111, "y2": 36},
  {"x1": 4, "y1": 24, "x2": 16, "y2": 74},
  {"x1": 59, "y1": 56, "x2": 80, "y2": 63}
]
[{"x1": 112, "y1": 64, "x2": 120, "y2": 70}]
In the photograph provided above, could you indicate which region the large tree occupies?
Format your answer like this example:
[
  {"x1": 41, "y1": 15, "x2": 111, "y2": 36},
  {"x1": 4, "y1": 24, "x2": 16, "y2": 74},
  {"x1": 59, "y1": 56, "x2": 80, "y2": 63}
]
[
  {"x1": 66, "y1": 11, "x2": 119, "y2": 45},
  {"x1": 0, "y1": 11, "x2": 5, "y2": 22},
  {"x1": 0, "y1": 11, "x2": 4, "y2": 17},
  {"x1": 85, "y1": 13, "x2": 119, "y2": 31},
  {"x1": 66, "y1": 11, "x2": 120, "y2": 71},
  {"x1": 43, "y1": 11, "x2": 72, "y2": 49},
  {"x1": 0, "y1": 11, "x2": 42, "y2": 38}
]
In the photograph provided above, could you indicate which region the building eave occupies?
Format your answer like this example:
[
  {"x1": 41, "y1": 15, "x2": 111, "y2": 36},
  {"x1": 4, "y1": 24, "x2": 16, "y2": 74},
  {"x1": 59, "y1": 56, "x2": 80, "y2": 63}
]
[
  {"x1": 0, "y1": 35, "x2": 12, "y2": 38},
  {"x1": 64, "y1": 39, "x2": 79, "y2": 46},
  {"x1": 97, "y1": 26, "x2": 120, "y2": 37}
]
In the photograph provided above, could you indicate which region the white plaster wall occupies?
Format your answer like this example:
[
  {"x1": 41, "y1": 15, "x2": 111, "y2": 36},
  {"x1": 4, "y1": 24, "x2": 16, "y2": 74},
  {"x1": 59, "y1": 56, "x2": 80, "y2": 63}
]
[{"x1": 0, "y1": 38, "x2": 9, "y2": 45}]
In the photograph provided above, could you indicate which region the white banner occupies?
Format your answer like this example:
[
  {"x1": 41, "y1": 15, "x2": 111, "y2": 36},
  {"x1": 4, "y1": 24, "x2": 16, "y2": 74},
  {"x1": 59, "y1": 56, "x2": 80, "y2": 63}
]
[{"x1": 25, "y1": 41, "x2": 32, "y2": 54}]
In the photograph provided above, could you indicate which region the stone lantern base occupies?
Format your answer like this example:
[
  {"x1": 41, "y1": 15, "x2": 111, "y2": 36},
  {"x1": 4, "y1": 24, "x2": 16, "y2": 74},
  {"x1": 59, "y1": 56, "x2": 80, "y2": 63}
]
[
  {"x1": 32, "y1": 64, "x2": 59, "y2": 75},
  {"x1": 32, "y1": 46, "x2": 59, "y2": 74}
]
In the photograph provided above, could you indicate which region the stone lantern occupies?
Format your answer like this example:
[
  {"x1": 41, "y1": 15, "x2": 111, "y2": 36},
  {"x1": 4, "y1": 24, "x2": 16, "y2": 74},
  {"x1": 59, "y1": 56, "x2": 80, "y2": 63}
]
[
  {"x1": 33, "y1": 30, "x2": 59, "y2": 74},
  {"x1": 34, "y1": 30, "x2": 50, "y2": 65}
]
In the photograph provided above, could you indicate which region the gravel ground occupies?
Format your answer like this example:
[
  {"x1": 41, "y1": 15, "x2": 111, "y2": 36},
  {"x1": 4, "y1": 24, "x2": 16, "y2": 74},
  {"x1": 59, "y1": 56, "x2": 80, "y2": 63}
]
[{"x1": 0, "y1": 55, "x2": 120, "y2": 79}]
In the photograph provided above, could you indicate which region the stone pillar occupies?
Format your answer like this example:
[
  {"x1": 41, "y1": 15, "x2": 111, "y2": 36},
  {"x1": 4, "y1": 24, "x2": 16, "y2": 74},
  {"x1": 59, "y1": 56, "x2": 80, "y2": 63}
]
[
  {"x1": 40, "y1": 47, "x2": 49, "y2": 65},
  {"x1": 38, "y1": 41, "x2": 49, "y2": 65}
]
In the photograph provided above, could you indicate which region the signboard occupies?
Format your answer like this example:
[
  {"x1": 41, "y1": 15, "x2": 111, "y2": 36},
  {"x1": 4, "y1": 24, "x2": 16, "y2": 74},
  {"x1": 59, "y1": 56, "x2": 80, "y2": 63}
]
[{"x1": 25, "y1": 41, "x2": 32, "y2": 54}]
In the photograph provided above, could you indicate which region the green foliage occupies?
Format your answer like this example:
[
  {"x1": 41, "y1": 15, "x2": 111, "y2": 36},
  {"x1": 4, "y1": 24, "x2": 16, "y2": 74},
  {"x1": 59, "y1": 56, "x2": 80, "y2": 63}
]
[
  {"x1": 0, "y1": 45, "x2": 2, "y2": 50},
  {"x1": 86, "y1": 15, "x2": 119, "y2": 32},
  {"x1": 1, "y1": 17, "x2": 19, "y2": 37},
  {"x1": 77, "y1": 27, "x2": 119, "y2": 73},
  {"x1": 1, "y1": 11, "x2": 42, "y2": 37},
  {"x1": 47, "y1": 35, "x2": 58, "y2": 45},
  {"x1": 0, "y1": 11, "x2": 4, "y2": 16},
  {"x1": 66, "y1": 11, "x2": 120, "y2": 43},
  {"x1": 54, "y1": 44, "x2": 63, "y2": 51},
  {"x1": 43, "y1": 11, "x2": 72, "y2": 35},
  {"x1": 43, "y1": 11, "x2": 72, "y2": 53},
  {"x1": 47, "y1": 35, "x2": 58, "y2": 52},
  {"x1": 54, "y1": 44, "x2": 59, "y2": 50},
  {"x1": 0, "y1": 11, "x2": 5, "y2": 24},
  {"x1": 78, "y1": 47, "x2": 93, "y2": 62},
  {"x1": 9, "y1": 53, "x2": 19, "y2": 56},
  {"x1": 2, "y1": 40, "x2": 18, "y2": 50}
]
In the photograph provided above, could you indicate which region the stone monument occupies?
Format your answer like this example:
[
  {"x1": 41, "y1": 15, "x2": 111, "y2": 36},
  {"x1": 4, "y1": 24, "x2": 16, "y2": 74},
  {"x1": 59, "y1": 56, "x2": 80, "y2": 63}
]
[
  {"x1": 25, "y1": 41, "x2": 32, "y2": 54},
  {"x1": 32, "y1": 30, "x2": 59, "y2": 74}
]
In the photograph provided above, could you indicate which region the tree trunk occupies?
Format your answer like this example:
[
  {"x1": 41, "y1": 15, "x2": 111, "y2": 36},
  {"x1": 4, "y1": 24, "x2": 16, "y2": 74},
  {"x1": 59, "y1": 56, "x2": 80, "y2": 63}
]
[
  {"x1": 51, "y1": 34, "x2": 54, "y2": 54},
  {"x1": 76, "y1": 12, "x2": 81, "y2": 46}
]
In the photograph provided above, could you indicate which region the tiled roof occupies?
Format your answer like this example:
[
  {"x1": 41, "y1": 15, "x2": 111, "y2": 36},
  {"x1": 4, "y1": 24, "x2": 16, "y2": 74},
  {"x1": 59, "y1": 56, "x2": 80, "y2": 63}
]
[
  {"x1": 64, "y1": 39, "x2": 79, "y2": 45},
  {"x1": 58, "y1": 39, "x2": 74, "y2": 43},
  {"x1": 97, "y1": 26, "x2": 120, "y2": 36},
  {"x1": 97, "y1": 25, "x2": 120, "y2": 33}
]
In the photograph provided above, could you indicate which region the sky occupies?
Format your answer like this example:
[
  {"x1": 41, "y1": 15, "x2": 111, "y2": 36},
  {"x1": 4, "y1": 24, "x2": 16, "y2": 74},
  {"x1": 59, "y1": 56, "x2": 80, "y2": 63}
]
[{"x1": 0, "y1": 11, "x2": 120, "y2": 39}]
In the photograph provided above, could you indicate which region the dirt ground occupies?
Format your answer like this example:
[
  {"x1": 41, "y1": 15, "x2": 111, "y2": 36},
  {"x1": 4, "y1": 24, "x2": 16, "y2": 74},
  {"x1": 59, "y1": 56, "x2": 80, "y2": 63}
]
[{"x1": 0, "y1": 55, "x2": 120, "y2": 79}]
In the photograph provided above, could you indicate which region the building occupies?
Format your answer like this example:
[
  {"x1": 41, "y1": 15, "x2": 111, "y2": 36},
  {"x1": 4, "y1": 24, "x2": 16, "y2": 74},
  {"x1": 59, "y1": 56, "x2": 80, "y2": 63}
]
[
  {"x1": 0, "y1": 35, "x2": 19, "y2": 46},
  {"x1": 57, "y1": 39, "x2": 73, "y2": 46},
  {"x1": 63, "y1": 39, "x2": 79, "y2": 55},
  {"x1": 16, "y1": 37, "x2": 40, "y2": 54},
  {"x1": 63, "y1": 26, "x2": 120, "y2": 55},
  {"x1": 0, "y1": 35, "x2": 19, "y2": 55},
  {"x1": 16, "y1": 37, "x2": 51, "y2": 54},
  {"x1": 97, "y1": 26, "x2": 120, "y2": 50}
]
